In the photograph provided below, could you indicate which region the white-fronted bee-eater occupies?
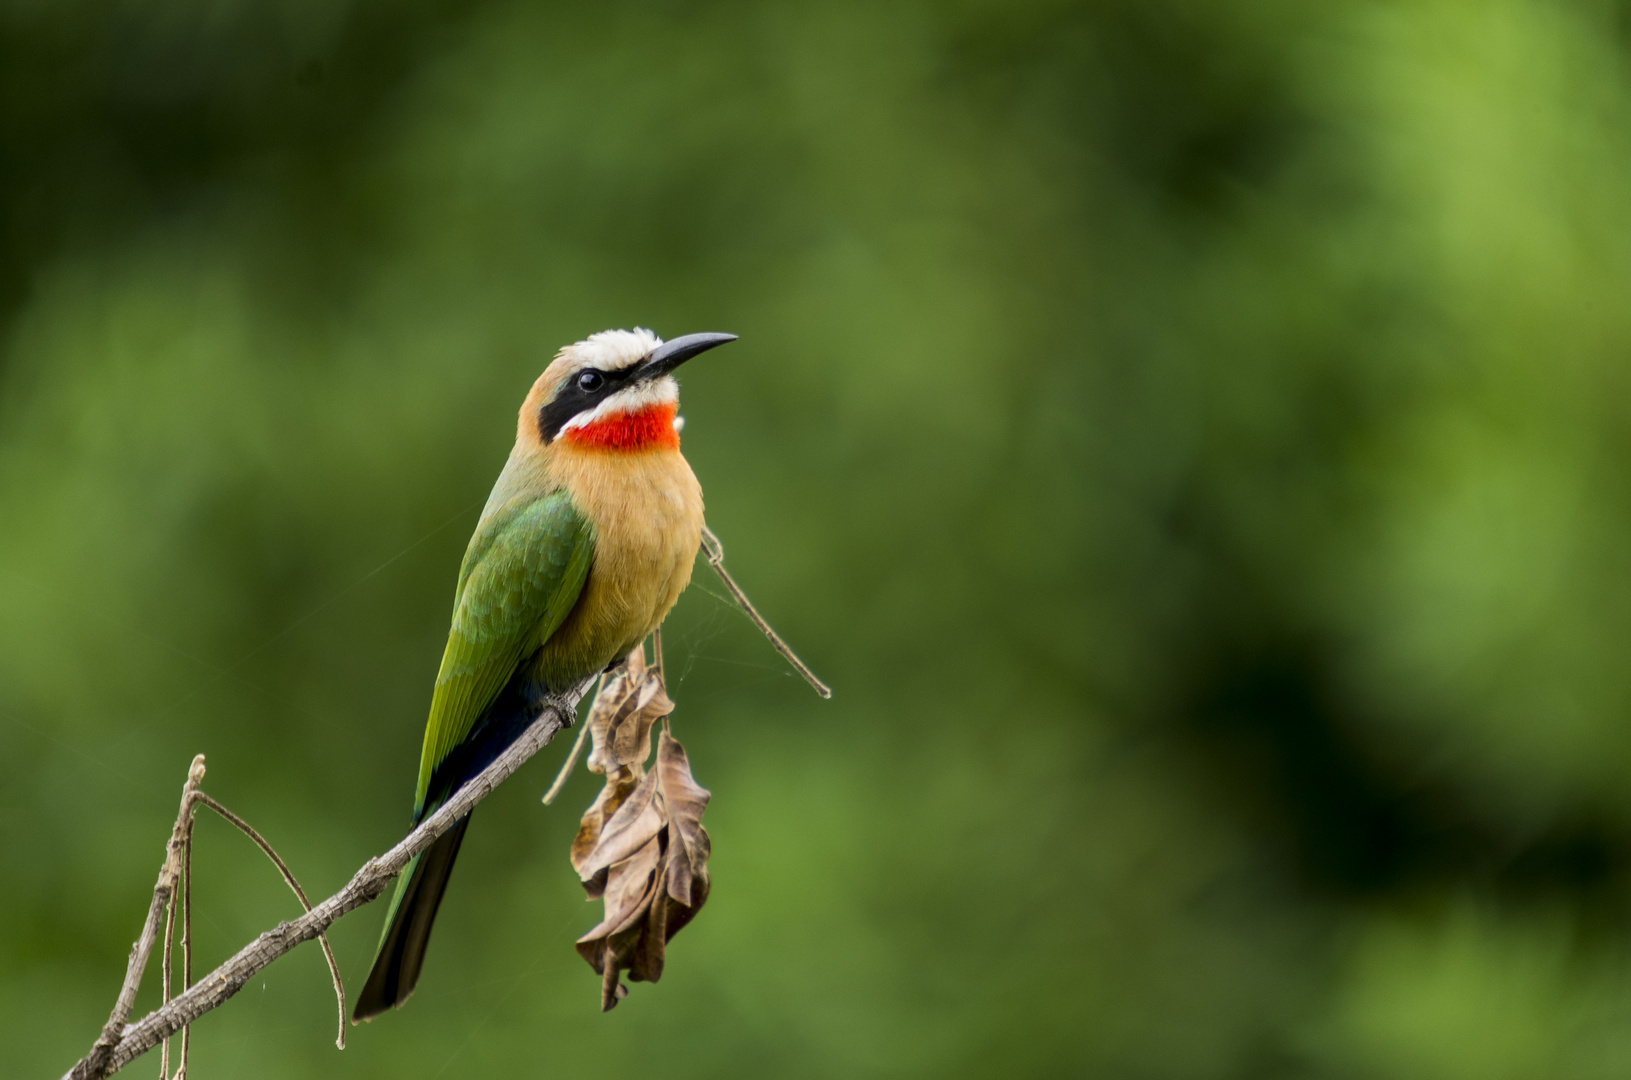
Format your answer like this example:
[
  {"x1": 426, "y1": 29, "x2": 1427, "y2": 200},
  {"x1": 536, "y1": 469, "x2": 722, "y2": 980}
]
[{"x1": 352, "y1": 328, "x2": 734, "y2": 1022}]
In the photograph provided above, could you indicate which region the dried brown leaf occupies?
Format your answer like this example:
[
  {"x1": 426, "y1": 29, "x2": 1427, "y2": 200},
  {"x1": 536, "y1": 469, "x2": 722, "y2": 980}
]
[
  {"x1": 657, "y1": 731, "x2": 711, "y2": 908},
  {"x1": 570, "y1": 646, "x2": 676, "y2": 880},
  {"x1": 568, "y1": 772, "x2": 642, "y2": 895},
  {"x1": 608, "y1": 677, "x2": 673, "y2": 768},
  {"x1": 574, "y1": 766, "x2": 663, "y2": 882},
  {"x1": 569, "y1": 655, "x2": 712, "y2": 1010},
  {"x1": 582, "y1": 646, "x2": 672, "y2": 778},
  {"x1": 600, "y1": 837, "x2": 664, "y2": 938},
  {"x1": 582, "y1": 649, "x2": 641, "y2": 777},
  {"x1": 657, "y1": 859, "x2": 709, "y2": 955},
  {"x1": 575, "y1": 836, "x2": 663, "y2": 1009}
]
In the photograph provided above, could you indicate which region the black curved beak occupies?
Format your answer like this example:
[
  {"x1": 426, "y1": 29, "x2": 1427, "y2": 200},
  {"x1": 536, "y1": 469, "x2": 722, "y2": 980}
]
[{"x1": 636, "y1": 332, "x2": 737, "y2": 381}]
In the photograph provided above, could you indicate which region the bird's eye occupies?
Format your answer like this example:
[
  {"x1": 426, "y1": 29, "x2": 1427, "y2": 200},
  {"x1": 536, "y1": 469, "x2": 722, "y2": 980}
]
[{"x1": 577, "y1": 370, "x2": 604, "y2": 393}]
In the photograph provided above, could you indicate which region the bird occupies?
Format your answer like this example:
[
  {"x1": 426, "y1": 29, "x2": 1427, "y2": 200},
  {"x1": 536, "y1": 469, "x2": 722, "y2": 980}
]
[{"x1": 352, "y1": 327, "x2": 734, "y2": 1022}]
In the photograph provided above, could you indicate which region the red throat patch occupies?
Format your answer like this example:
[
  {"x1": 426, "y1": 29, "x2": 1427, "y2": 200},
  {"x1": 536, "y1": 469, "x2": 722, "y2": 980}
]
[{"x1": 561, "y1": 403, "x2": 681, "y2": 451}]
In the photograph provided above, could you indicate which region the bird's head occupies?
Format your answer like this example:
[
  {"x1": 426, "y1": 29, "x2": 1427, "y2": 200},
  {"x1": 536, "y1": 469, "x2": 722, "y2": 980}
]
[{"x1": 519, "y1": 328, "x2": 736, "y2": 452}]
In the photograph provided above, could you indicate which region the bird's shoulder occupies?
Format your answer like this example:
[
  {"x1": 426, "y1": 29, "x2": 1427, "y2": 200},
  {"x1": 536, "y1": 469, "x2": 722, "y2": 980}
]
[{"x1": 448, "y1": 489, "x2": 592, "y2": 638}]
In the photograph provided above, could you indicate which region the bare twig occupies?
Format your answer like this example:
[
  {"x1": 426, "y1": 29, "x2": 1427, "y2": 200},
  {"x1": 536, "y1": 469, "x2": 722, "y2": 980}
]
[
  {"x1": 193, "y1": 793, "x2": 347, "y2": 1050},
  {"x1": 699, "y1": 525, "x2": 831, "y2": 698},
  {"x1": 158, "y1": 885, "x2": 174, "y2": 1079},
  {"x1": 654, "y1": 628, "x2": 672, "y2": 734},
  {"x1": 178, "y1": 831, "x2": 192, "y2": 1080},
  {"x1": 81, "y1": 756, "x2": 205, "y2": 1080},
  {"x1": 542, "y1": 674, "x2": 601, "y2": 806},
  {"x1": 62, "y1": 679, "x2": 592, "y2": 1080}
]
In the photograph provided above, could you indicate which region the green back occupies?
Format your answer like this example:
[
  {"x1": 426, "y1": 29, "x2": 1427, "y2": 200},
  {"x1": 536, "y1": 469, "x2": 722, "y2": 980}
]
[{"x1": 413, "y1": 489, "x2": 594, "y2": 814}]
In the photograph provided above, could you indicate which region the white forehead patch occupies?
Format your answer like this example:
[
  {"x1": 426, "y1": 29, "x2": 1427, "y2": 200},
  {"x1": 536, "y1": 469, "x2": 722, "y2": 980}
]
[{"x1": 567, "y1": 327, "x2": 662, "y2": 373}]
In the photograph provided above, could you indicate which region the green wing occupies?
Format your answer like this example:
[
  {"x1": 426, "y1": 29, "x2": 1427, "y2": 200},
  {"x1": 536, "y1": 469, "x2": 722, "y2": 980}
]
[{"x1": 413, "y1": 490, "x2": 594, "y2": 814}]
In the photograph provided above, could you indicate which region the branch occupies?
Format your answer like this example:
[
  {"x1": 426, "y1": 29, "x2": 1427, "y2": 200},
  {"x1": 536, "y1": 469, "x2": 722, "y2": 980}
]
[
  {"x1": 700, "y1": 525, "x2": 831, "y2": 698},
  {"x1": 80, "y1": 756, "x2": 205, "y2": 1080},
  {"x1": 62, "y1": 680, "x2": 592, "y2": 1080}
]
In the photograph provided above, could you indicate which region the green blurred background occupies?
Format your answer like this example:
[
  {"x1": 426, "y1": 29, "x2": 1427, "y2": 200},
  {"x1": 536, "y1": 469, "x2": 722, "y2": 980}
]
[{"x1": 7, "y1": 0, "x2": 1631, "y2": 1076}]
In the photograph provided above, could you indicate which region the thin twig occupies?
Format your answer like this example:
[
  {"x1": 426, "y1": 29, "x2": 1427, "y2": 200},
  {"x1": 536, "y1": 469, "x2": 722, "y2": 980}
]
[
  {"x1": 542, "y1": 674, "x2": 601, "y2": 806},
  {"x1": 178, "y1": 832, "x2": 191, "y2": 1080},
  {"x1": 699, "y1": 525, "x2": 831, "y2": 698},
  {"x1": 158, "y1": 877, "x2": 175, "y2": 1079},
  {"x1": 81, "y1": 756, "x2": 206, "y2": 1080},
  {"x1": 654, "y1": 629, "x2": 672, "y2": 734},
  {"x1": 62, "y1": 680, "x2": 592, "y2": 1080},
  {"x1": 194, "y1": 793, "x2": 348, "y2": 1050}
]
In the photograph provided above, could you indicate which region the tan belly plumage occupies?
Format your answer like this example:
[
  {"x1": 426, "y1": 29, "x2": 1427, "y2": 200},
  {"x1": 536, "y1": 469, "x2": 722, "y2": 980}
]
[{"x1": 530, "y1": 443, "x2": 704, "y2": 684}]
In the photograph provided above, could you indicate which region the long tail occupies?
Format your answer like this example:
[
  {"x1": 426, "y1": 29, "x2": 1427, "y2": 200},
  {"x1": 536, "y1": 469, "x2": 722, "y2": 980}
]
[{"x1": 352, "y1": 813, "x2": 472, "y2": 1022}]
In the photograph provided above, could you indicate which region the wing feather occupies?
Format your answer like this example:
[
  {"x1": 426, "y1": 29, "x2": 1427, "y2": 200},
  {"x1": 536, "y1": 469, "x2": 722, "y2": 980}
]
[{"x1": 413, "y1": 491, "x2": 593, "y2": 813}]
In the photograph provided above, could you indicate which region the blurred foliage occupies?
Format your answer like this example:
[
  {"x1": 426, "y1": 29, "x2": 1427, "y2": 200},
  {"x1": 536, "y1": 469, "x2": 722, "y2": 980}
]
[{"x1": 6, "y1": 0, "x2": 1631, "y2": 1076}]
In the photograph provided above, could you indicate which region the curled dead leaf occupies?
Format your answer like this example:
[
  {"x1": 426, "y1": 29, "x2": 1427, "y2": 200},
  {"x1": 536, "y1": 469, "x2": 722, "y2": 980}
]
[
  {"x1": 584, "y1": 644, "x2": 673, "y2": 776},
  {"x1": 569, "y1": 644, "x2": 674, "y2": 880},
  {"x1": 571, "y1": 648, "x2": 711, "y2": 1010},
  {"x1": 657, "y1": 731, "x2": 710, "y2": 908}
]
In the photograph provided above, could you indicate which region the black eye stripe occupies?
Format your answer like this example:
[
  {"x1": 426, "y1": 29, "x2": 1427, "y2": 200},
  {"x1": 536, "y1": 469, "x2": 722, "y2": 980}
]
[{"x1": 537, "y1": 366, "x2": 638, "y2": 443}]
